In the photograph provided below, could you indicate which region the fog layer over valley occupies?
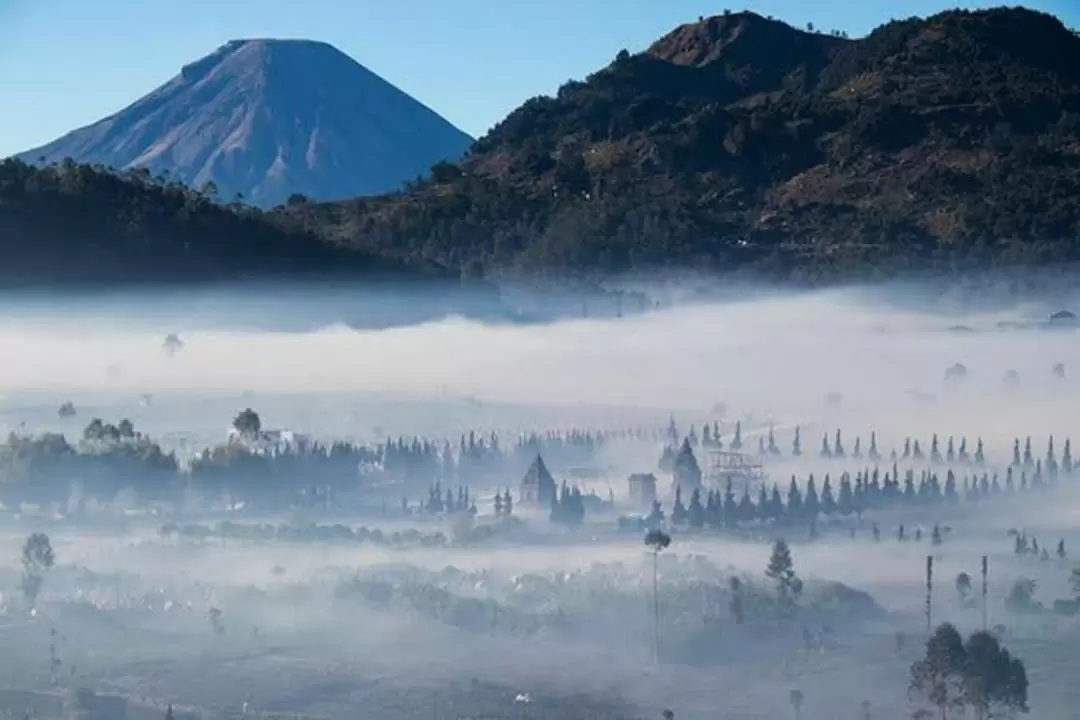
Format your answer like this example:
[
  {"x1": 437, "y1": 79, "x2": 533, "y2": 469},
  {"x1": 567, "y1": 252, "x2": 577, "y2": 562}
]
[{"x1": 1, "y1": 281, "x2": 1078, "y2": 719}]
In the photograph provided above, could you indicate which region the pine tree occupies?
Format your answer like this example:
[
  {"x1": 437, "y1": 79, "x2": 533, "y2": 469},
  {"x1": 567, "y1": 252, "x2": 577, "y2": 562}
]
[
  {"x1": 837, "y1": 475, "x2": 854, "y2": 516},
  {"x1": 770, "y1": 485, "x2": 786, "y2": 523},
  {"x1": 706, "y1": 490, "x2": 720, "y2": 528},
  {"x1": 787, "y1": 476, "x2": 804, "y2": 520},
  {"x1": 765, "y1": 539, "x2": 803, "y2": 603},
  {"x1": 820, "y1": 432, "x2": 832, "y2": 457},
  {"x1": 732, "y1": 421, "x2": 743, "y2": 450},
  {"x1": 820, "y1": 475, "x2": 837, "y2": 515},
  {"x1": 688, "y1": 488, "x2": 705, "y2": 528},
  {"x1": 723, "y1": 478, "x2": 738, "y2": 528},
  {"x1": 834, "y1": 429, "x2": 845, "y2": 457},
  {"x1": 672, "y1": 485, "x2": 688, "y2": 525},
  {"x1": 738, "y1": 486, "x2": 756, "y2": 523},
  {"x1": 758, "y1": 484, "x2": 771, "y2": 521},
  {"x1": 869, "y1": 431, "x2": 880, "y2": 460},
  {"x1": 792, "y1": 426, "x2": 802, "y2": 456},
  {"x1": 804, "y1": 476, "x2": 820, "y2": 518},
  {"x1": 944, "y1": 470, "x2": 958, "y2": 503},
  {"x1": 673, "y1": 439, "x2": 702, "y2": 492},
  {"x1": 903, "y1": 472, "x2": 917, "y2": 502}
]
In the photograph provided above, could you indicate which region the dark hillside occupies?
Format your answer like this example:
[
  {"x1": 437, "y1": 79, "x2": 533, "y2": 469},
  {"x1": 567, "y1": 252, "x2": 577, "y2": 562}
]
[
  {"x1": 287, "y1": 7, "x2": 1080, "y2": 280},
  {"x1": 0, "y1": 158, "x2": 439, "y2": 286}
]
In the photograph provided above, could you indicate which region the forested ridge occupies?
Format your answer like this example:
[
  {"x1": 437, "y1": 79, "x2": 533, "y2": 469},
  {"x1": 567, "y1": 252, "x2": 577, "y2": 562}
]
[
  {"x1": 287, "y1": 6, "x2": 1080, "y2": 280},
  {"x1": 4, "y1": 6, "x2": 1080, "y2": 284},
  {"x1": 0, "y1": 158, "x2": 445, "y2": 285}
]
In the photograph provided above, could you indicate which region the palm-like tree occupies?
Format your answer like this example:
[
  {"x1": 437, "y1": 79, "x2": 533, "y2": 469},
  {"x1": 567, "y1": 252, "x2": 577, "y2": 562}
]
[{"x1": 644, "y1": 529, "x2": 672, "y2": 664}]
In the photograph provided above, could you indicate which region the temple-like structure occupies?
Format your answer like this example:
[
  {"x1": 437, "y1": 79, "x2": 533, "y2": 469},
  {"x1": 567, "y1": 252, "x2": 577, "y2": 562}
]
[{"x1": 519, "y1": 454, "x2": 556, "y2": 506}]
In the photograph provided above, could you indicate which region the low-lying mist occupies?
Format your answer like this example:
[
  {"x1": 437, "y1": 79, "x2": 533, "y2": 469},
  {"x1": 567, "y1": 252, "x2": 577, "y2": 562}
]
[
  {"x1": 0, "y1": 276, "x2": 1078, "y2": 719},
  {"x1": 0, "y1": 280, "x2": 1076, "y2": 443}
]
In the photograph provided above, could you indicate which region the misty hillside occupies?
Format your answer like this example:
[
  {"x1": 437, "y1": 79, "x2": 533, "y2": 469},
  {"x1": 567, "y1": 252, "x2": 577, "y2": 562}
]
[
  {"x1": 16, "y1": 39, "x2": 473, "y2": 208},
  {"x1": 287, "y1": 7, "x2": 1080, "y2": 279}
]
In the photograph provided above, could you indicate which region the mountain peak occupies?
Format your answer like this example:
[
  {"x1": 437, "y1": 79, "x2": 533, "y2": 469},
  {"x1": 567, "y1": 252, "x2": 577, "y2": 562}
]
[
  {"x1": 19, "y1": 39, "x2": 472, "y2": 207},
  {"x1": 648, "y1": 11, "x2": 843, "y2": 69}
]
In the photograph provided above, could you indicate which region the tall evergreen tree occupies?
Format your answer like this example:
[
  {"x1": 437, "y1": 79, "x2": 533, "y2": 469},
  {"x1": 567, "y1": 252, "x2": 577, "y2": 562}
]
[
  {"x1": 820, "y1": 475, "x2": 837, "y2": 515},
  {"x1": 765, "y1": 539, "x2": 803, "y2": 604},
  {"x1": 757, "y1": 485, "x2": 771, "y2": 522},
  {"x1": 738, "y1": 486, "x2": 756, "y2": 523},
  {"x1": 804, "y1": 476, "x2": 820, "y2": 518},
  {"x1": 837, "y1": 474, "x2": 854, "y2": 516},
  {"x1": 673, "y1": 439, "x2": 702, "y2": 491},
  {"x1": 672, "y1": 485, "x2": 688, "y2": 525},
  {"x1": 787, "y1": 476, "x2": 804, "y2": 520},
  {"x1": 723, "y1": 478, "x2": 738, "y2": 528},
  {"x1": 687, "y1": 488, "x2": 705, "y2": 528},
  {"x1": 763, "y1": 484, "x2": 782, "y2": 523}
]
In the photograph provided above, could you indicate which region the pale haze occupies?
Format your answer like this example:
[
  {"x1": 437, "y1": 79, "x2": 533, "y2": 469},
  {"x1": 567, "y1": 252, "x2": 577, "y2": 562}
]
[{"x1": 0, "y1": 280, "x2": 1078, "y2": 718}]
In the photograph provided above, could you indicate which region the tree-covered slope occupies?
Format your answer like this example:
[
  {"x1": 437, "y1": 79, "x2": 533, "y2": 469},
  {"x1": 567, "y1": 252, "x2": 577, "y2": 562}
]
[{"x1": 290, "y1": 7, "x2": 1080, "y2": 280}]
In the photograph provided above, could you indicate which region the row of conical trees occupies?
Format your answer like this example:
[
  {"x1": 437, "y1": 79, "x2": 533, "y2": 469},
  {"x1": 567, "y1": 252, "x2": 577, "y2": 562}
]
[
  {"x1": 662, "y1": 426, "x2": 1073, "y2": 472},
  {"x1": 657, "y1": 459, "x2": 1072, "y2": 531}
]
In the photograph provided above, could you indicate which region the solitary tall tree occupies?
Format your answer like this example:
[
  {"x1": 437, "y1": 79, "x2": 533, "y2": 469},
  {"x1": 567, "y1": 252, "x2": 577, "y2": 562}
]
[
  {"x1": 21, "y1": 533, "x2": 55, "y2": 609},
  {"x1": 765, "y1": 539, "x2": 803, "y2": 607},
  {"x1": 644, "y1": 529, "x2": 672, "y2": 664}
]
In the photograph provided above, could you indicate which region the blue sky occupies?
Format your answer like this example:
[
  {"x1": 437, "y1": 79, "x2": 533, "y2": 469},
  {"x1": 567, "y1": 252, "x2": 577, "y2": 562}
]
[{"x1": 1, "y1": 0, "x2": 1077, "y2": 158}]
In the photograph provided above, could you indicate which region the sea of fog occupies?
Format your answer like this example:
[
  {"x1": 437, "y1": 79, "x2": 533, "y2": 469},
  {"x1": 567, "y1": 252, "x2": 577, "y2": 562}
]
[
  {"x1": 0, "y1": 280, "x2": 1077, "y2": 719},
  {"x1": 0, "y1": 282, "x2": 1076, "y2": 455}
]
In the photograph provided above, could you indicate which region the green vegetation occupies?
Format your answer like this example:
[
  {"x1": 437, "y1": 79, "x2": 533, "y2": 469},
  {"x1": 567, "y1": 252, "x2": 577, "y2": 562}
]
[
  {"x1": 6, "y1": 8, "x2": 1079, "y2": 283},
  {"x1": 0, "y1": 157, "x2": 431, "y2": 285},
  {"x1": 910, "y1": 623, "x2": 1028, "y2": 718},
  {"x1": 286, "y1": 7, "x2": 1080, "y2": 280}
]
